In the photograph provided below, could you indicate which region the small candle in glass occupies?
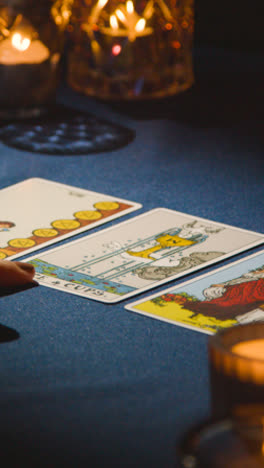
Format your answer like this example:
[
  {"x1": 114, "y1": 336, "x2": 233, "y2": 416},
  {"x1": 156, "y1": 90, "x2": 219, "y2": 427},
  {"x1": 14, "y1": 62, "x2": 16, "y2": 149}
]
[
  {"x1": 67, "y1": 0, "x2": 194, "y2": 100},
  {"x1": 0, "y1": 31, "x2": 50, "y2": 65},
  {"x1": 0, "y1": 0, "x2": 72, "y2": 119},
  {"x1": 208, "y1": 323, "x2": 264, "y2": 420}
]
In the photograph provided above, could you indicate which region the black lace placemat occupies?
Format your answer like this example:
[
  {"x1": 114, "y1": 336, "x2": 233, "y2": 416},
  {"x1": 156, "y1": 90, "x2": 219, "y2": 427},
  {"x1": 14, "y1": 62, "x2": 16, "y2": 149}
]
[{"x1": 0, "y1": 105, "x2": 134, "y2": 155}]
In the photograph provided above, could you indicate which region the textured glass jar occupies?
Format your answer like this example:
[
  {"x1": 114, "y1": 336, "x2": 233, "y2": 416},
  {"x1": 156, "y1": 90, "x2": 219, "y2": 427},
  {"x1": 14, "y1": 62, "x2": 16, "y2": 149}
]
[
  {"x1": 0, "y1": 0, "x2": 72, "y2": 119},
  {"x1": 67, "y1": 0, "x2": 194, "y2": 100}
]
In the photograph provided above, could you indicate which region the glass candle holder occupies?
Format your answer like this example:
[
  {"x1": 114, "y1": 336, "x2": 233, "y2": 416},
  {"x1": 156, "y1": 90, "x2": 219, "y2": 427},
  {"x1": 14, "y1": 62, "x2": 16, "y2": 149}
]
[
  {"x1": 179, "y1": 418, "x2": 264, "y2": 468},
  {"x1": 67, "y1": 0, "x2": 194, "y2": 100},
  {"x1": 0, "y1": 0, "x2": 72, "y2": 119},
  {"x1": 208, "y1": 323, "x2": 264, "y2": 420}
]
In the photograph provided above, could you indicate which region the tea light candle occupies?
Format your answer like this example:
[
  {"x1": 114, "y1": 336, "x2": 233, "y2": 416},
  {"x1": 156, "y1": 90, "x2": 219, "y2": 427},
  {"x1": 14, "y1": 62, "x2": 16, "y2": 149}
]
[
  {"x1": 0, "y1": 33, "x2": 50, "y2": 65},
  {"x1": 232, "y1": 339, "x2": 264, "y2": 360},
  {"x1": 0, "y1": 29, "x2": 53, "y2": 118},
  {"x1": 179, "y1": 326, "x2": 264, "y2": 468},
  {"x1": 0, "y1": 1, "x2": 67, "y2": 119},
  {"x1": 208, "y1": 324, "x2": 264, "y2": 419}
]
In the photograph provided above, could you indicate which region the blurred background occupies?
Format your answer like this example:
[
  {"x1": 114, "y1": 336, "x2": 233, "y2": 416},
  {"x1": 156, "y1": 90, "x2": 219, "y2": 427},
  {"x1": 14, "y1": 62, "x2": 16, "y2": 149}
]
[{"x1": 195, "y1": 0, "x2": 263, "y2": 51}]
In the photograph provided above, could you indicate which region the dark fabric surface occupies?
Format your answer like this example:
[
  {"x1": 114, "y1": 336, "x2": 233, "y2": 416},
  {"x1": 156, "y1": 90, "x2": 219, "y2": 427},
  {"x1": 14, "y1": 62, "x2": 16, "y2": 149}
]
[{"x1": 0, "y1": 47, "x2": 263, "y2": 468}]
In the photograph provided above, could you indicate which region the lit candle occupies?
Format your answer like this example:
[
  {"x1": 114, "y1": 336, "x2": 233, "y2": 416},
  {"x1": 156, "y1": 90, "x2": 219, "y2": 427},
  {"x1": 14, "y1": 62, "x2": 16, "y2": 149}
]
[
  {"x1": 89, "y1": 0, "x2": 109, "y2": 28},
  {"x1": 209, "y1": 324, "x2": 264, "y2": 419},
  {"x1": 86, "y1": 0, "x2": 153, "y2": 41},
  {"x1": 232, "y1": 339, "x2": 264, "y2": 360},
  {"x1": 230, "y1": 339, "x2": 264, "y2": 384},
  {"x1": 0, "y1": 33, "x2": 50, "y2": 65},
  {"x1": 0, "y1": 28, "x2": 53, "y2": 118},
  {"x1": 67, "y1": 0, "x2": 194, "y2": 99},
  {"x1": 0, "y1": 5, "x2": 66, "y2": 118},
  {"x1": 104, "y1": 1, "x2": 152, "y2": 41}
]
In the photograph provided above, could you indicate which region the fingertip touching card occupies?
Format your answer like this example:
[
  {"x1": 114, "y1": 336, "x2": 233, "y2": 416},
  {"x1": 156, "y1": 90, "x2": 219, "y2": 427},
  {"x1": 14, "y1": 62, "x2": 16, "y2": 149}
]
[
  {"x1": 0, "y1": 178, "x2": 141, "y2": 260},
  {"x1": 125, "y1": 250, "x2": 264, "y2": 335},
  {"x1": 25, "y1": 208, "x2": 264, "y2": 303}
]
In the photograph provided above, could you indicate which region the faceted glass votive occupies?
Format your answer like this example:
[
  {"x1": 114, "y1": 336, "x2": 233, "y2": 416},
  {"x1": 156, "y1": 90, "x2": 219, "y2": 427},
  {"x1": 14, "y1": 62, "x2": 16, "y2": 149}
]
[
  {"x1": 0, "y1": 0, "x2": 72, "y2": 119},
  {"x1": 67, "y1": 0, "x2": 194, "y2": 100},
  {"x1": 208, "y1": 323, "x2": 264, "y2": 420}
]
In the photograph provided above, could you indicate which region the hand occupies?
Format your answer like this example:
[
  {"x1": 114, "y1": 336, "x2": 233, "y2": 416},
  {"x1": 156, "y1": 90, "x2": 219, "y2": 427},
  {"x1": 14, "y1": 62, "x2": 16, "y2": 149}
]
[{"x1": 0, "y1": 260, "x2": 36, "y2": 288}]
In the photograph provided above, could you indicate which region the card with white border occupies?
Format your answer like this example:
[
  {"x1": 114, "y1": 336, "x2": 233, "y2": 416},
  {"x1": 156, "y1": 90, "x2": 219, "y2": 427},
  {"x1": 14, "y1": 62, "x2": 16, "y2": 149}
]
[
  {"x1": 125, "y1": 250, "x2": 264, "y2": 334},
  {"x1": 25, "y1": 208, "x2": 264, "y2": 303},
  {"x1": 0, "y1": 177, "x2": 141, "y2": 260}
]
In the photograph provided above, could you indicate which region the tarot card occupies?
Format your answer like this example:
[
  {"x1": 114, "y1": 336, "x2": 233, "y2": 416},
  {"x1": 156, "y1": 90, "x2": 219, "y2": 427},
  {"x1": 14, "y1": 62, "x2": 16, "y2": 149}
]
[
  {"x1": 0, "y1": 178, "x2": 141, "y2": 260},
  {"x1": 126, "y1": 250, "x2": 264, "y2": 335},
  {"x1": 26, "y1": 208, "x2": 264, "y2": 303}
]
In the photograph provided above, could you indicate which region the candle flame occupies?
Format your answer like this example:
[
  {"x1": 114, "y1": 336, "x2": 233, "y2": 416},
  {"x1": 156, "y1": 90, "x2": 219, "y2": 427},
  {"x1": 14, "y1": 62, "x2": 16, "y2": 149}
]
[
  {"x1": 97, "y1": 0, "x2": 109, "y2": 8},
  {"x1": 135, "y1": 18, "x2": 146, "y2": 32},
  {"x1": 51, "y1": 0, "x2": 73, "y2": 28},
  {"x1": 100, "y1": 0, "x2": 152, "y2": 39},
  {"x1": 143, "y1": 0, "x2": 154, "y2": 19},
  {"x1": 11, "y1": 32, "x2": 31, "y2": 51},
  {"x1": 110, "y1": 15, "x2": 118, "y2": 29},
  {"x1": 115, "y1": 9, "x2": 126, "y2": 22},
  {"x1": 126, "y1": 1, "x2": 134, "y2": 14},
  {"x1": 62, "y1": 9, "x2": 70, "y2": 20}
]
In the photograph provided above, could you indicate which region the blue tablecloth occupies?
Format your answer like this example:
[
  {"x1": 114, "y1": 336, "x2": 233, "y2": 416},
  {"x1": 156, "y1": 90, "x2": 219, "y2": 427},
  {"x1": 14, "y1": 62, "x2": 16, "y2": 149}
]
[{"x1": 0, "y1": 47, "x2": 263, "y2": 468}]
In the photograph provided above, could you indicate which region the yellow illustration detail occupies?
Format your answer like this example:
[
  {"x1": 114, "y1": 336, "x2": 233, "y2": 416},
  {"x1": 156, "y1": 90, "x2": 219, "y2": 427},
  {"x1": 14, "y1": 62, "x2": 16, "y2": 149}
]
[
  {"x1": 51, "y1": 219, "x2": 81, "y2": 230},
  {"x1": 126, "y1": 234, "x2": 195, "y2": 260},
  {"x1": 74, "y1": 210, "x2": 102, "y2": 220},
  {"x1": 94, "y1": 201, "x2": 120, "y2": 211},
  {"x1": 0, "y1": 200, "x2": 125, "y2": 258},
  {"x1": 33, "y1": 228, "x2": 59, "y2": 238},
  {"x1": 9, "y1": 238, "x2": 36, "y2": 248},
  {"x1": 134, "y1": 301, "x2": 237, "y2": 333}
]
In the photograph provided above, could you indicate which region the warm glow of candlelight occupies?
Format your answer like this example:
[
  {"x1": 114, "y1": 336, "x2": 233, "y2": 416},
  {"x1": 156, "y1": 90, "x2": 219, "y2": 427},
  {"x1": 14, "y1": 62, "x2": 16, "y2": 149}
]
[
  {"x1": 115, "y1": 9, "x2": 126, "y2": 23},
  {"x1": 226, "y1": 338, "x2": 264, "y2": 385},
  {"x1": 62, "y1": 9, "x2": 70, "y2": 20},
  {"x1": 0, "y1": 33, "x2": 50, "y2": 64},
  {"x1": 11, "y1": 32, "x2": 31, "y2": 52},
  {"x1": 110, "y1": 15, "x2": 118, "y2": 29},
  {"x1": 87, "y1": 0, "x2": 109, "y2": 34},
  {"x1": 95, "y1": 0, "x2": 153, "y2": 40},
  {"x1": 143, "y1": 0, "x2": 154, "y2": 19},
  {"x1": 112, "y1": 44, "x2": 122, "y2": 55},
  {"x1": 97, "y1": 0, "x2": 109, "y2": 8},
  {"x1": 51, "y1": 0, "x2": 73, "y2": 28},
  {"x1": 135, "y1": 18, "x2": 146, "y2": 32},
  {"x1": 232, "y1": 340, "x2": 264, "y2": 360},
  {"x1": 126, "y1": 1, "x2": 134, "y2": 14}
]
